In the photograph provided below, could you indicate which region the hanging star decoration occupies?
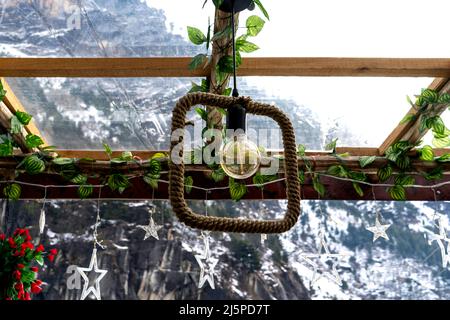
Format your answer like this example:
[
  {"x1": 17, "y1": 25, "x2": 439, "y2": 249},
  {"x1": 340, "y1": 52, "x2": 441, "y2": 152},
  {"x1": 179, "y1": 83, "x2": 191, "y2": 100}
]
[
  {"x1": 137, "y1": 206, "x2": 163, "y2": 240},
  {"x1": 366, "y1": 213, "x2": 391, "y2": 242},
  {"x1": 427, "y1": 217, "x2": 450, "y2": 268},
  {"x1": 299, "y1": 232, "x2": 350, "y2": 286},
  {"x1": 195, "y1": 231, "x2": 219, "y2": 289},
  {"x1": 77, "y1": 247, "x2": 108, "y2": 300}
]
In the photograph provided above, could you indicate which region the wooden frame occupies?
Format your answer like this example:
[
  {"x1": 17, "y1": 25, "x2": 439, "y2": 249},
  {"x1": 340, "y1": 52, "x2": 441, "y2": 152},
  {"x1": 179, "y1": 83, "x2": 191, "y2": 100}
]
[{"x1": 2, "y1": 57, "x2": 450, "y2": 78}]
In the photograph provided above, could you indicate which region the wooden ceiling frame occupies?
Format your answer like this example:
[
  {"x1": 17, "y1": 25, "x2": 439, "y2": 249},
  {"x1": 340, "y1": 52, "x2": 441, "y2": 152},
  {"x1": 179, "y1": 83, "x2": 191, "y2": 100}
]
[{"x1": 1, "y1": 57, "x2": 450, "y2": 78}]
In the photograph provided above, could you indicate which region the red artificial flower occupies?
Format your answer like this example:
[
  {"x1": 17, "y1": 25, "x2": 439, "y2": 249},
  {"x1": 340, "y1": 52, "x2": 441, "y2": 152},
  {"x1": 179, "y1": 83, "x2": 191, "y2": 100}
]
[
  {"x1": 21, "y1": 242, "x2": 34, "y2": 251},
  {"x1": 17, "y1": 290, "x2": 23, "y2": 300},
  {"x1": 36, "y1": 244, "x2": 44, "y2": 253},
  {"x1": 31, "y1": 282, "x2": 42, "y2": 294},
  {"x1": 49, "y1": 249, "x2": 58, "y2": 256},
  {"x1": 17, "y1": 263, "x2": 25, "y2": 269},
  {"x1": 24, "y1": 292, "x2": 31, "y2": 300},
  {"x1": 34, "y1": 279, "x2": 42, "y2": 286},
  {"x1": 14, "y1": 282, "x2": 24, "y2": 291},
  {"x1": 25, "y1": 234, "x2": 32, "y2": 242},
  {"x1": 8, "y1": 237, "x2": 16, "y2": 248},
  {"x1": 48, "y1": 254, "x2": 55, "y2": 262},
  {"x1": 30, "y1": 266, "x2": 39, "y2": 273},
  {"x1": 13, "y1": 270, "x2": 21, "y2": 281},
  {"x1": 13, "y1": 249, "x2": 25, "y2": 257},
  {"x1": 0, "y1": 234, "x2": 5, "y2": 241}
]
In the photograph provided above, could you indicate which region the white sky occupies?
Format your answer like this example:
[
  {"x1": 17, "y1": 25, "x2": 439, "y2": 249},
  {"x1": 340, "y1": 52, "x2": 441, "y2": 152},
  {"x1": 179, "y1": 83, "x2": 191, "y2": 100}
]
[{"x1": 145, "y1": 0, "x2": 448, "y2": 147}]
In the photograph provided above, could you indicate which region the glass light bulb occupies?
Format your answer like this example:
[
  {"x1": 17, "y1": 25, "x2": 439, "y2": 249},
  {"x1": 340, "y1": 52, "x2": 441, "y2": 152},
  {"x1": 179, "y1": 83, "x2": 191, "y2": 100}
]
[{"x1": 219, "y1": 133, "x2": 261, "y2": 179}]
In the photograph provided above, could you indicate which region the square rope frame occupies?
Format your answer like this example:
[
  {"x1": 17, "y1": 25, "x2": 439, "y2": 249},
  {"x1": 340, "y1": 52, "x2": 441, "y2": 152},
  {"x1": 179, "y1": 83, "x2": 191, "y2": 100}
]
[{"x1": 169, "y1": 92, "x2": 301, "y2": 233}]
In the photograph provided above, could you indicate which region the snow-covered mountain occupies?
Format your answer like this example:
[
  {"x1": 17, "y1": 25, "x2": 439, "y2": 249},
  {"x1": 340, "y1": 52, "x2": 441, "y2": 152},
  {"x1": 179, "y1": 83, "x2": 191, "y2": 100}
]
[{"x1": 0, "y1": 0, "x2": 449, "y2": 300}]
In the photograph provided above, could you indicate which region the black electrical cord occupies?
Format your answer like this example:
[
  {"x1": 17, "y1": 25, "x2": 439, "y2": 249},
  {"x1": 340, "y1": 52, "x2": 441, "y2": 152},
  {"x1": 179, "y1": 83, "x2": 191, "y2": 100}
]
[{"x1": 231, "y1": 1, "x2": 239, "y2": 98}]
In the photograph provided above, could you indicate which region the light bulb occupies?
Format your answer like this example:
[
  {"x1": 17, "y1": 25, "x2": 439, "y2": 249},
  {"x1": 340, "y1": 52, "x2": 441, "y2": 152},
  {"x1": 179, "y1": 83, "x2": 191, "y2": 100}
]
[{"x1": 219, "y1": 133, "x2": 261, "y2": 179}]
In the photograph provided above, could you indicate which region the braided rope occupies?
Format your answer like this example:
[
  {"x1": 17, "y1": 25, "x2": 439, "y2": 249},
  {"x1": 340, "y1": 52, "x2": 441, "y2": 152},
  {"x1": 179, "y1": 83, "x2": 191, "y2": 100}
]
[{"x1": 169, "y1": 92, "x2": 301, "y2": 233}]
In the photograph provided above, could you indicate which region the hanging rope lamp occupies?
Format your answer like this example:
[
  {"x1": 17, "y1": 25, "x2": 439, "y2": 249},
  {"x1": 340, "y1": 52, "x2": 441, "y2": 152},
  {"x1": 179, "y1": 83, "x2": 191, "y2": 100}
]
[{"x1": 169, "y1": 0, "x2": 301, "y2": 234}]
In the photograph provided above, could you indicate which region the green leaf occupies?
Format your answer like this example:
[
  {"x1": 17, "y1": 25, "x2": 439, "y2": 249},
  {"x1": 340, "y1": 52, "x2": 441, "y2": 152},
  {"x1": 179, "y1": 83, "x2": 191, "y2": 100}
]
[
  {"x1": 400, "y1": 114, "x2": 415, "y2": 124},
  {"x1": 120, "y1": 151, "x2": 133, "y2": 161},
  {"x1": 421, "y1": 89, "x2": 439, "y2": 104},
  {"x1": 438, "y1": 92, "x2": 450, "y2": 104},
  {"x1": 189, "y1": 54, "x2": 208, "y2": 70},
  {"x1": 217, "y1": 55, "x2": 241, "y2": 74},
  {"x1": 71, "y1": 174, "x2": 88, "y2": 185},
  {"x1": 184, "y1": 176, "x2": 193, "y2": 194},
  {"x1": 297, "y1": 144, "x2": 306, "y2": 157},
  {"x1": 327, "y1": 165, "x2": 347, "y2": 178},
  {"x1": 211, "y1": 167, "x2": 226, "y2": 182},
  {"x1": 325, "y1": 138, "x2": 338, "y2": 153},
  {"x1": 0, "y1": 139, "x2": 13, "y2": 156},
  {"x1": 35, "y1": 254, "x2": 44, "y2": 266},
  {"x1": 212, "y1": 0, "x2": 224, "y2": 7},
  {"x1": 10, "y1": 115, "x2": 22, "y2": 134},
  {"x1": 395, "y1": 155, "x2": 411, "y2": 170},
  {"x1": 15, "y1": 111, "x2": 32, "y2": 125},
  {"x1": 102, "y1": 142, "x2": 112, "y2": 157},
  {"x1": 107, "y1": 174, "x2": 130, "y2": 193},
  {"x1": 187, "y1": 26, "x2": 207, "y2": 45},
  {"x1": 148, "y1": 157, "x2": 162, "y2": 176},
  {"x1": 222, "y1": 88, "x2": 232, "y2": 96},
  {"x1": 246, "y1": 15, "x2": 265, "y2": 37},
  {"x1": 312, "y1": 175, "x2": 325, "y2": 197},
  {"x1": 424, "y1": 167, "x2": 443, "y2": 180},
  {"x1": 78, "y1": 185, "x2": 93, "y2": 199},
  {"x1": 419, "y1": 145, "x2": 434, "y2": 161},
  {"x1": 143, "y1": 173, "x2": 159, "y2": 189},
  {"x1": 0, "y1": 80, "x2": 6, "y2": 101},
  {"x1": 349, "y1": 171, "x2": 367, "y2": 182},
  {"x1": 377, "y1": 165, "x2": 392, "y2": 182},
  {"x1": 435, "y1": 153, "x2": 450, "y2": 162},
  {"x1": 236, "y1": 39, "x2": 259, "y2": 53},
  {"x1": 211, "y1": 25, "x2": 232, "y2": 42},
  {"x1": 52, "y1": 157, "x2": 74, "y2": 165},
  {"x1": 3, "y1": 183, "x2": 21, "y2": 200},
  {"x1": 359, "y1": 156, "x2": 377, "y2": 168},
  {"x1": 253, "y1": 0, "x2": 270, "y2": 20},
  {"x1": 298, "y1": 170, "x2": 305, "y2": 184},
  {"x1": 206, "y1": 18, "x2": 211, "y2": 51},
  {"x1": 352, "y1": 182, "x2": 364, "y2": 197},
  {"x1": 388, "y1": 185, "x2": 406, "y2": 201},
  {"x1": 22, "y1": 155, "x2": 45, "y2": 175},
  {"x1": 229, "y1": 178, "x2": 247, "y2": 201},
  {"x1": 428, "y1": 116, "x2": 446, "y2": 135},
  {"x1": 432, "y1": 135, "x2": 450, "y2": 148},
  {"x1": 25, "y1": 134, "x2": 44, "y2": 148},
  {"x1": 195, "y1": 107, "x2": 208, "y2": 121},
  {"x1": 394, "y1": 174, "x2": 415, "y2": 186},
  {"x1": 252, "y1": 172, "x2": 277, "y2": 188}
]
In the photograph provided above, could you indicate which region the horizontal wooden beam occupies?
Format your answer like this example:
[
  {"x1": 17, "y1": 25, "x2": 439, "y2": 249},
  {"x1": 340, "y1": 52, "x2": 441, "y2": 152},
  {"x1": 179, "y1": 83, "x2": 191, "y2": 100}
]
[
  {"x1": 0, "y1": 152, "x2": 449, "y2": 200},
  {"x1": 53, "y1": 147, "x2": 448, "y2": 161},
  {"x1": 3, "y1": 173, "x2": 450, "y2": 201},
  {"x1": 2, "y1": 58, "x2": 450, "y2": 78}
]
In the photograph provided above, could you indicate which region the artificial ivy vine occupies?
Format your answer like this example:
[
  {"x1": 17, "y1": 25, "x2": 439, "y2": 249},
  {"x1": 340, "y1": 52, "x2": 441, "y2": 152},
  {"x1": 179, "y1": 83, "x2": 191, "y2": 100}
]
[{"x1": 0, "y1": 3, "x2": 449, "y2": 202}]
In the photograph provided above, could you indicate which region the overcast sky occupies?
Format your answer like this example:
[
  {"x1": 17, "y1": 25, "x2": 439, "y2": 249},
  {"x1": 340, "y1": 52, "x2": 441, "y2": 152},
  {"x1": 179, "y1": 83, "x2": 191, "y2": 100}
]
[{"x1": 147, "y1": 0, "x2": 449, "y2": 146}]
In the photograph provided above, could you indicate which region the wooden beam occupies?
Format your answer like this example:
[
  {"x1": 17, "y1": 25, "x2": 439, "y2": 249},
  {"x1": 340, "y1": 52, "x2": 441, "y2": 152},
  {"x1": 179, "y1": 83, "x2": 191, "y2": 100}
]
[
  {"x1": 379, "y1": 78, "x2": 449, "y2": 154},
  {"x1": 4, "y1": 173, "x2": 450, "y2": 201},
  {"x1": 53, "y1": 147, "x2": 448, "y2": 161},
  {"x1": 0, "y1": 101, "x2": 32, "y2": 153},
  {"x1": 2, "y1": 58, "x2": 450, "y2": 78},
  {"x1": 0, "y1": 152, "x2": 449, "y2": 201},
  {"x1": 0, "y1": 78, "x2": 47, "y2": 146}
]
